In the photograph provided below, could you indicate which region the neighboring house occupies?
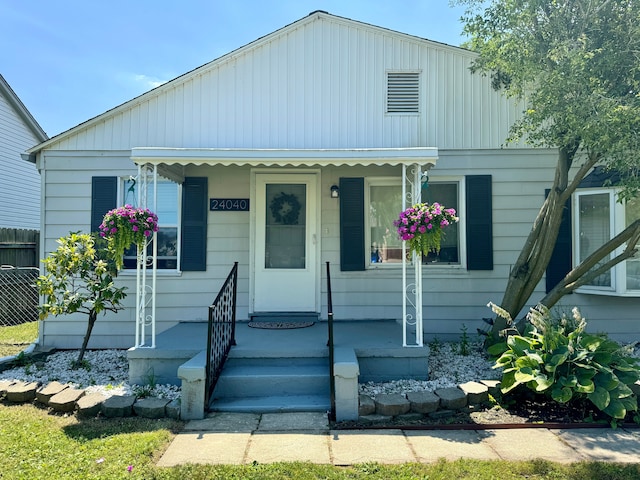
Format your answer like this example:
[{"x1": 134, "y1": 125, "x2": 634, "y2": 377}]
[
  {"x1": 25, "y1": 11, "x2": 639, "y2": 350},
  {"x1": 0, "y1": 74, "x2": 47, "y2": 230}
]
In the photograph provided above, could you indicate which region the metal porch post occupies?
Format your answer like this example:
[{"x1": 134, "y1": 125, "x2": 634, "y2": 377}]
[
  {"x1": 402, "y1": 163, "x2": 424, "y2": 347},
  {"x1": 134, "y1": 163, "x2": 158, "y2": 348}
]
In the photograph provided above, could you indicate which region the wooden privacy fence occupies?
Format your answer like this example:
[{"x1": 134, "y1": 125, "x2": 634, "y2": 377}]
[{"x1": 0, "y1": 228, "x2": 39, "y2": 268}]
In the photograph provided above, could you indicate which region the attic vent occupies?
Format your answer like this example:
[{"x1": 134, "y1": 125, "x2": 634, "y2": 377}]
[{"x1": 386, "y1": 72, "x2": 420, "y2": 114}]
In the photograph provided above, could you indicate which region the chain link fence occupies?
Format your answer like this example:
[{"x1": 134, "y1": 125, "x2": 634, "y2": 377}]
[{"x1": 0, "y1": 266, "x2": 39, "y2": 327}]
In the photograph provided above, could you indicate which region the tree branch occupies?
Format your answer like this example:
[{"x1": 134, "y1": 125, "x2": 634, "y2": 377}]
[{"x1": 541, "y1": 220, "x2": 640, "y2": 307}]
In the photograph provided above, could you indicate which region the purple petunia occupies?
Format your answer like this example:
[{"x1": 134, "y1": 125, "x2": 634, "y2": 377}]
[{"x1": 394, "y1": 202, "x2": 458, "y2": 255}]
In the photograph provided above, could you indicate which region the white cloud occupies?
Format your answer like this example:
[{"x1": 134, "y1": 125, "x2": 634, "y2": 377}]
[{"x1": 132, "y1": 74, "x2": 167, "y2": 89}]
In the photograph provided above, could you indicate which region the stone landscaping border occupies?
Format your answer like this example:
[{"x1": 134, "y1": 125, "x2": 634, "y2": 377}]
[
  {"x1": 0, "y1": 379, "x2": 180, "y2": 419},
  {"x1": 357, "y1": 379, "x2": 501, "y2": 423},
  {"x1": 0, "y1": 377, "x2": 499, "y2": 422}
]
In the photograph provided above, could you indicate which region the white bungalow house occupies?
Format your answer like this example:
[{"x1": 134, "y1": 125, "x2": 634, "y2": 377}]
[
  {"x1": 0, "y1": 74, "x2": 47, "y2": 231},
  {"x1": 25, "y1": 11, "x2": 639, "y2": 357}
]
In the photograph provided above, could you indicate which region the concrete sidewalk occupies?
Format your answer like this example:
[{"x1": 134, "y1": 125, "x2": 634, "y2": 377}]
[{"x1": 157, "y1": 412, "x2": 640, "y2": 466}]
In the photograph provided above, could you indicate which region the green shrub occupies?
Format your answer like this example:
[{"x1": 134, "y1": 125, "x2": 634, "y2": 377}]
[{"x1": 488, "y1": 303, "x2": 640, "y2": 424}]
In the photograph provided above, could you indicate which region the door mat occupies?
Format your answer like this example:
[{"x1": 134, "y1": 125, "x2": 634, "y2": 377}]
[{"x1": 247, "y1": 321, "x2": 315, "y2": 329}]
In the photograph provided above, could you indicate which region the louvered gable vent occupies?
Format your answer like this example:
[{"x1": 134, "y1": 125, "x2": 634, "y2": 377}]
[{"x1": 387, "y1": 72, "x2": 420, "y2": 113}]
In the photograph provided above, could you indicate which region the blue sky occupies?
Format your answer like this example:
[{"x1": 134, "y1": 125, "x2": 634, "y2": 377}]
[{"x1": 2, "y1": 1, "x2": 468, "y2": 138}]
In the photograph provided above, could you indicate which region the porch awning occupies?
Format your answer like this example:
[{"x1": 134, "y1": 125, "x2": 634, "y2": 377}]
[{"x1": 131, "y1": 147, "x2": 438, "y2": 183}]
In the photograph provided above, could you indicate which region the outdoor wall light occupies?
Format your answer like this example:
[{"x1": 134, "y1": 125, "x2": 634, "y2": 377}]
[{"x1": 330, "y1": 185, "x2": 340, "y2": 198}]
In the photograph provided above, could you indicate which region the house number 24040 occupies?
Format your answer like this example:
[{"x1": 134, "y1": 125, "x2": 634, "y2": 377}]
[{"x1": 209, "y1": 198, "x2": 250, "y2": 211}]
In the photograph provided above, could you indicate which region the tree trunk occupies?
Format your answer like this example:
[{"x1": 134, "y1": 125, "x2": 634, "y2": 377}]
[
  {"x1": 487, "y1": 146, "x2": 596, "y2": 343},
  {"x1": 76, "y1": 310, "x2": 98, "y2": 366}
]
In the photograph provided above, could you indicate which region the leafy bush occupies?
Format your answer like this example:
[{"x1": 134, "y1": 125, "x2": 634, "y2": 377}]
[
  {"x1": 38, "y1": 232, "x2": 127, "y2": 366},
  {"x1": 488, "y1": 303, "x2": 640, "y2": 423}
]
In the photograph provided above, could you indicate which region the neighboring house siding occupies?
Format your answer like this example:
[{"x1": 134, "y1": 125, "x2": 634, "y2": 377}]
[
  {"x1": 45, "y1": 15, "x2": 521, "y2": 153},
  {"x1": 0, "y1": 89, "x2": 41, "y2": 230}
]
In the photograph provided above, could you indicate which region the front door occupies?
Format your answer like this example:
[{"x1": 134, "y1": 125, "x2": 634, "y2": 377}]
[{"x1": 253, "y1": 172, "x2": 319, "y2": 312}]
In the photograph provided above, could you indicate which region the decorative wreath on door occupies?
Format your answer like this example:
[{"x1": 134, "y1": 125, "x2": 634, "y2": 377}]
[{"x1": 269, "y1": 192, "x2": 301, "y2": 225}]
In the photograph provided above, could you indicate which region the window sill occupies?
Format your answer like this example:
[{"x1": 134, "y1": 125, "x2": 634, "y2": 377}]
[
  {"x1": 575, "y1": 287, "x2": 640, "y2": 298},
  {"x1": 366, "y1": 263, "x2": 465, "y2": 272},
  {"x1": 118, "y1": 269, "x2": 183, "y2": 277}
]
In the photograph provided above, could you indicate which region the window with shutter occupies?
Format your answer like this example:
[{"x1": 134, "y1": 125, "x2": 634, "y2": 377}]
[
  {"x1": 386, "y1": 72, "x2": 420, "y2": 114},
  {"x1": 340, "y1": 175, "x2": 493, "y2": 271}
]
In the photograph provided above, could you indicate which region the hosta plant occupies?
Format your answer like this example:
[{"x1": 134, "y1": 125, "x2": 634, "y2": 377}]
[{"x1": 487, "y1": 303, "x2": 640, "y2": 424}]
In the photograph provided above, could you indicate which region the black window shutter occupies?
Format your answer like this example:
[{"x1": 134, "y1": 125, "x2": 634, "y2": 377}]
[
  {"x1": 339, "y1": 177, "x2": 365, "y2": 271},
  {"x1": 181, "y1": 177, "x2": 208, "y2": 271},
  {"x1": 91, "y1": 176, "x2": 117, "y2": 233},
  {"x1": 545, "y1": 190, "x2": 572, "y2": 293},
  {"x1": 466, "y1": 175, "x2": 493, "y2": 270}
]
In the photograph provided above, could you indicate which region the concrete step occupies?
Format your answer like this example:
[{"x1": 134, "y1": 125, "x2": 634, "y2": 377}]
[
  {"x1": 227, "y1": 356, "x2": 328, "y2": 367},
  {"x1": 210, "y1": 394, "x2": 330, "y2": 413},
  {"x1": 213, "y1": 363, "x2": 330, "y2": 398}
]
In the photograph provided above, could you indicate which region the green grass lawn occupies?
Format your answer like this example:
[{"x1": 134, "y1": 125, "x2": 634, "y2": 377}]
[
  {"x1": 0, "y1": 321, "x2": 38, "y2": 357},
  {"x1": 2, "y1": 404, "x2": 640, "y2": 480}
]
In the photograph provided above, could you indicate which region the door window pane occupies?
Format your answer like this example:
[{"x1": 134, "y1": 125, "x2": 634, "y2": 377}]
[{"x1": 265, "y1": 184, "x2": 306, "y2": 269}]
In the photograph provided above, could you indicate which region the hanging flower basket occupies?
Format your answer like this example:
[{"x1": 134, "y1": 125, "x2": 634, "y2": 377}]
[
  {"x1": 99, "y1": 205, "x2": 159, "y2": 270},
  {"x1": 394, "y1": 203, "x2": 459, "y2": 255}
]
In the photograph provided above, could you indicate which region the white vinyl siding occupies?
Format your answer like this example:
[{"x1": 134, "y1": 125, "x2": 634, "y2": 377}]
[
  {"x1": 0, "y1": 90, "x2": 41, "y2": 230},
  {"x1": 43, "y1": 14, "x2": 522, "y2": 153}
]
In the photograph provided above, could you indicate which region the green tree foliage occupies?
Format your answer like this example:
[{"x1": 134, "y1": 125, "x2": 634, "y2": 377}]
[
  {"x1": 37, "y1": 233, "x2": 127, "y2": 366},
  {"x1": 458, "y1": 0, "x2": 640, "y2": 341}
]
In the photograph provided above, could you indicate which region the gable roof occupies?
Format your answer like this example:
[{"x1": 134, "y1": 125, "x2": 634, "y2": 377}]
[
  {"x1": 0, "y1": 74, "x2": 48, "y2": 144},
  {"x1": 27, "y1": 11, "x2": 470, "y2": 155}
]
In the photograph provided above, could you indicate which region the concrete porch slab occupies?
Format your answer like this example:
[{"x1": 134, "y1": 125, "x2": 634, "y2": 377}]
[{"x1": 130, "y1": 319, "x2": 429, "y2": 385}]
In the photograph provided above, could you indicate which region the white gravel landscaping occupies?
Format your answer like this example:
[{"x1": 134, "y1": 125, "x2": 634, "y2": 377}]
[
  {"x1": 359, "y1": 341, "x2": 500, "y2": 397},
  {"x1": 0, "y1": 349, "x2": 180, "y2": 400},
  {"x1": 1, "y1": 340, "x2": 500, "y2": 402}
]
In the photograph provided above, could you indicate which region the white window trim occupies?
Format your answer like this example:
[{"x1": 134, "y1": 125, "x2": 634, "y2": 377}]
[
  {"x1": 364, "y1": 176, "x2": 466, "y2": 270},
  {"x1": 573, "y1": 188, "x2": 640, "y2": 297}
]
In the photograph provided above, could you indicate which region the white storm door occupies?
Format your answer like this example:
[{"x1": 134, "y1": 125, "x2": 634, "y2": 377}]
[{"x1": 253, "y1": 173, "x2": 318, "y2": 312}]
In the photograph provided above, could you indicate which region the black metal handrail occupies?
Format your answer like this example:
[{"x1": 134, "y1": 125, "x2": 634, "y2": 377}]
[
  {"x1": 205, "y1": 262, "x2": 238, "y2": 406},
  {"x1": 326, "y1": 261, "x2": 336, "y2": 421}
]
